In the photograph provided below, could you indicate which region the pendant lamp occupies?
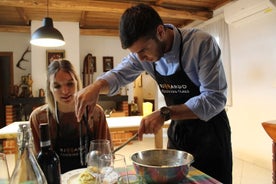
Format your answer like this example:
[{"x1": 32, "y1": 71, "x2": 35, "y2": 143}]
[{"x1": 30, "y1": 0, "x2": 65, "y2": 47}]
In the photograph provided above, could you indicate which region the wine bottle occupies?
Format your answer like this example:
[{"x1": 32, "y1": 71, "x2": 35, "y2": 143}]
[
  {"x1": 37, "y1": 123, "x2": 61, "y2": 184},
  {"x1": 10, "y1": 123, "x2": 47, "y2": 184}
]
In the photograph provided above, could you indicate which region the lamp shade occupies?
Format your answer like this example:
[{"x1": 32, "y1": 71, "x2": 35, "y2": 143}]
[{"x1": 30, "y1": 17, "x2": 65, "y2": 47}]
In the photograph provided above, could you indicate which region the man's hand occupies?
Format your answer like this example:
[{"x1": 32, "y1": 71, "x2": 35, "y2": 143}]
[
  {"x1": 138, "y1": 110, "x2": 165, "y2": 140},
  {"x1": 75, "y1": 79, "x2": 109, "y2": 122},
  {"x1": 75, "y1": 84, "x2": 100, "y2": 122}
]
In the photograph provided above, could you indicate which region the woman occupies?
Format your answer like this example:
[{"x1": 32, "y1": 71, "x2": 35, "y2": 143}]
[{"x1": 30, "y1": 59, "x2": 113, "y2": 173}]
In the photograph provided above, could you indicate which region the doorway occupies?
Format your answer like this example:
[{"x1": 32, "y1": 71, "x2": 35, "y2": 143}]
[
  {"x1": 133, "y1": 72, "x2": 157, "y2": 114},
  {"x1": 0, "y1": 52, "x2": 13, "y2": 128}
]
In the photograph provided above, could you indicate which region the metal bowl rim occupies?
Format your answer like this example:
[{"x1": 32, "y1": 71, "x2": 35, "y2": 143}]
[{"x1": 130, "y1": 149, "x2": 194, "y2": 168}]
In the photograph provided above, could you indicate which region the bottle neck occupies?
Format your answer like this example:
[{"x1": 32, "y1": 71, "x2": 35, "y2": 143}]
[
  {"x1": 19, "y1": 144, "x2": 35, "y2": 158},
  {"x1": 17, "y1": 124, "x2": 34, "y2": 153},
  {"x1": 40, "y1": 140, "x2": 52, "y2": 152}
]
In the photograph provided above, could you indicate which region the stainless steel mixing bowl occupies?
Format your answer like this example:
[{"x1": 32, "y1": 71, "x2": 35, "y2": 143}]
[{"x1": 130, "y1": 149, "x2": 194, "y2": 183}]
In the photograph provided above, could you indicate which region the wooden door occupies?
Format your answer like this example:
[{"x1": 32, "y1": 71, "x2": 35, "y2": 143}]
[{"x1": 0, "y1": 52, "x2": 13, "y2": 128}]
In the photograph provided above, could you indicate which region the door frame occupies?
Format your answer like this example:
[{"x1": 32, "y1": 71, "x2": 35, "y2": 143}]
[{"x1": 0, "y1": 52, "x2": 13, "y2": 127}]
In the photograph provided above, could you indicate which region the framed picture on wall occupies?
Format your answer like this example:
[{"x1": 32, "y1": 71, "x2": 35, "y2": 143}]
[
  {"x1": 46, "y1": 50, "x2": 65, "y2": 66},
  {"x1": 103, "y1": 56, "x2": 113, "y2": 72}
]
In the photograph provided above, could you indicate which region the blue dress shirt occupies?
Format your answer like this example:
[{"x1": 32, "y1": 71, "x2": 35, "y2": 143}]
[{"x1": 97, "y1": 24, "x2": 227, "y2": 121}]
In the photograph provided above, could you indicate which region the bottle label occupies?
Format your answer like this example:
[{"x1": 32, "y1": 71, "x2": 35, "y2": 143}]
[{"x1": 40, "y1": 140, "x2": 51, "y2": 147}]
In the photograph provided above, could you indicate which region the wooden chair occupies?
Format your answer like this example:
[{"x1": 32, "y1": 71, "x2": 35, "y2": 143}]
[{"x1": 262, "y1": 120, "x2": 276, "y2": 184}]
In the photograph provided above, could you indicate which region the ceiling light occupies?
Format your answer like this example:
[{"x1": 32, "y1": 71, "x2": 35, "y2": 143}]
[
  {"x1": 30, "y1": 0, "x2": 65, "y2": 47},
  {"x1": 30, "y1": 17, "x2": 65, "y2": 47}
]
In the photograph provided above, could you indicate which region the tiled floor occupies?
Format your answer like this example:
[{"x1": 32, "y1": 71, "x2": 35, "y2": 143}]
[{"x1": 6, "y1": 136, "x2": 272, "y2": 183}]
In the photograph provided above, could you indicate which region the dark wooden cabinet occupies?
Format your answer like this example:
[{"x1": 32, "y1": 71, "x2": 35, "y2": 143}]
[
  {"x1": 98, "y1": 94, "x2": 129, "y2": 116},
  {"x1": 3, "y1": 95, "x2": 128, "y2": 126},
  {"x1": 98, "y1": 94, "x2": 128, "y2": 102},
  {"x1": 5, "y1": 97, "x2": 45, "y2": 122}
]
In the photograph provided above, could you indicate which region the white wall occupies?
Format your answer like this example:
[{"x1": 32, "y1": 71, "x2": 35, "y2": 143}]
[
  {"x1": 79, "y1": 35, "x2": 129, "y2": 78},
  {"x1": 227, "y1": 10, "x2": 276, "y2": 169},
  {"x1": 79, "y1": 35, "x2": 134, "y2": 102},
  {"x1": 0, "y1": 32, "x2": 31, "y2": 85}
]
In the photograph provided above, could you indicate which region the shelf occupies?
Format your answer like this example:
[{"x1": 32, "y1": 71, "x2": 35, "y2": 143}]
[
  {"x1": 5, "y1": 96, "x2": 127, "y2": 105},
  {"x1": 6, "y1": 97, "x2": 45, "y2": 105},
  {"x1": 98, "y1": 94, "x2": 128, "y2": 102},
  {"x1": 4, "y1": 97, "x2": 46, "y2": 122}
]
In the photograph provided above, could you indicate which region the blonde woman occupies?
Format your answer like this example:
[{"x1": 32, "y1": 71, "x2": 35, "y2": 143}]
[{"x1": 30, "y1": 59, "x2": 113, "y2": 173}]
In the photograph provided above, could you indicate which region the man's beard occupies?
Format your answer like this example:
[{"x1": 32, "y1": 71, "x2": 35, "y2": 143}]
[{"x1": 154, "y1": 39, "x2": 166, "y2": 61}]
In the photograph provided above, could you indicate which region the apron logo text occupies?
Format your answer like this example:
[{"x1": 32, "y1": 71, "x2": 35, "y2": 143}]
[{"x1": 159, "y1": 83, "x2": 190, "y2": 94}]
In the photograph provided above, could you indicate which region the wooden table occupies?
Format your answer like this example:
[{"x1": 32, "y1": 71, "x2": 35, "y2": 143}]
[{"x1": 262, "y1": 120, "x2": 276, "y2": 184}]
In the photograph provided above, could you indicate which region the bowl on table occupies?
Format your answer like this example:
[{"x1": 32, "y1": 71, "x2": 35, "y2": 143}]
[{"x1": 130, "y1": 149, "x2": 194, "y2": 183}]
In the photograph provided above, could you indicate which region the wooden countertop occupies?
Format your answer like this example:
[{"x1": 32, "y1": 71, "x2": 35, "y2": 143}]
[{"x1": 0, "y1": 116, "x2": 170, "y2": 148}]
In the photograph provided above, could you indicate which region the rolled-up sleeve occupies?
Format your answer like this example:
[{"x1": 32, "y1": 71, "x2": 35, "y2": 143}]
[{"x1": 184, "y1": 33, "x2": 227, "y2": 121}]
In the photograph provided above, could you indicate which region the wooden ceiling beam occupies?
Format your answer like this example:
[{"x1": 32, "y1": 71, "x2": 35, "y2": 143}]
[
  {"x1": 79, "y1": 11, "x2": 87, "y2": 27},
  {"x1": 16, "y1": 7, "x2": 30, "y2": 25},
  {"x1": 153, "y1": 6, "x2": 212, "y2": 21},
  {"x1": 0, "y1": 25, "x2": 30, "y2": 33},
  {"x1": 156, "y1": 0, "x2": 214, "y2": 8},
  {"x1": 0, "y1": 0, "x2": 234, "y2": 35},
  {"x1": 80, "y1": 28, "x2": 119, "y2": 36},
  {"x1": 0, "y1": 25, "x2": 119, "y2": 36},
  {"x1": 0, "y1": 0, "x2": 212, "y2": 20}
]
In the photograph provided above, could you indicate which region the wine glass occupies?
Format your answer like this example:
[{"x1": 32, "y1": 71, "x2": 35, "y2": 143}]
[
  {"x1": 0, "y1": 153, "x2": 10, "y2": 184},
  {"x1": 99, "y1": 154, "x2": 128, "y2": 184},
  {"x1": 86, "y1": 139, "x2": 111, "y2": 182}
]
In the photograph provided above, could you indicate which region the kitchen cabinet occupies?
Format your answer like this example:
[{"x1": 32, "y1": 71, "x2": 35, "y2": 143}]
[
  {"x1": 98, "y1": 94, "x2": 129, "y2": 116},
  {"x1": 5, "y1": 97, "x2": 45, "y2": 123},
  {"x1": 4, "y1": 95, "x2": 128, "y2": 125}
]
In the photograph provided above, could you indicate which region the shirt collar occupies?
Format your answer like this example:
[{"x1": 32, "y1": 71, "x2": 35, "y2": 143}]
[{"x1": 163, "y1": 24, "x2": 181, "y2": 63}]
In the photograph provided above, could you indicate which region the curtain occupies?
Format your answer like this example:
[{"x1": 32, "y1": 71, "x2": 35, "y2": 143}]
[{"x1": 195, "y1": 15, "x2": 233, "y2": 106}]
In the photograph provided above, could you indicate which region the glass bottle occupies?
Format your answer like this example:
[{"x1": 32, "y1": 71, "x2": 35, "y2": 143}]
[
  {"x1": 10, "y1": 123, "x2": 47, "y2": 184},
  {"x1": 37, "y1": 123, "x2": 61, "y2": 184}
]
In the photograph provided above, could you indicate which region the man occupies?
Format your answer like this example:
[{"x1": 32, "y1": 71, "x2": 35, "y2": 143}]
[{"x1": 75, "y1": 3, "x2": 232, "y2": 183}]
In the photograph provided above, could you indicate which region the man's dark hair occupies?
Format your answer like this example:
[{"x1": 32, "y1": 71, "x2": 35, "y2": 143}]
[{"x1": 119, "y1": 3, "x2": 163, "y2": 49}]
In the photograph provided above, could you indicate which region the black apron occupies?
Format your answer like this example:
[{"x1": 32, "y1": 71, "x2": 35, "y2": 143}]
[
  {"x1": 153, "y1": 29, "x2": 232, "y2": 184},
  {"x1": 49, "y1": 112, "x2": 91, "y2": 174}
]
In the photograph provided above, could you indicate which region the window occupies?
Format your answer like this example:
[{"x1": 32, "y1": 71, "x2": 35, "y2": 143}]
[{"x1": 195, "y1": 15, "x2": 232, "y2": 106}]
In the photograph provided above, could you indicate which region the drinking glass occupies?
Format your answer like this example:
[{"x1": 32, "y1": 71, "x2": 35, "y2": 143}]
[
  {"x1": 99, "y1": 154, "x2": 128, "y2": 184},
  {"x1": 98, "y1": 154, "x2": 114, "y2": 183},
  {"x1": 86, "y1": 140, "x2": 111, "y2": 182},
  {"x1": 118, "y1": 174, "x2": 145, "y2": 184},
  {"x1": 0, "y1": 153, "x2": 10, "y2": 184}
]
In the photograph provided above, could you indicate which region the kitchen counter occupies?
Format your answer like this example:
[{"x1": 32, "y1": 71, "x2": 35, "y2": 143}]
[
  {"x1": 107, "y1": 116, "x2": 170, "y2": 148},
  {"x1": 0, "y1": 116, "x2": 170, "y2": 160}
]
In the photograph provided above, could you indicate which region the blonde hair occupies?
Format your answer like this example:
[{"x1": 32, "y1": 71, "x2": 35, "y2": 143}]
[{"x1": 46, "y1": 60, "x2": 82, "y2": 116}]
